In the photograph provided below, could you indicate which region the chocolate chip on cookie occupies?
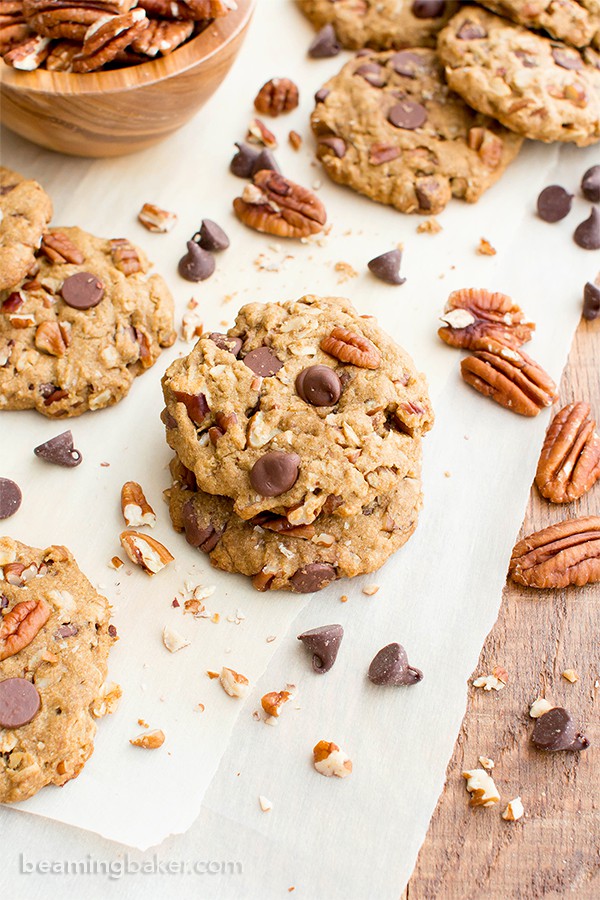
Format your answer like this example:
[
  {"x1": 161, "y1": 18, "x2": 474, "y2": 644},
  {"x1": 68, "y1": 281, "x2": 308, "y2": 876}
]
[
  {"x1": 61, "y1": 272, "x2": 105, "y2": 310},
  {"x1": 295, "y1": 365, "x2": 342, "y2": 406},
  {"x1": 251, "y1": 451, "x2": 301, "y2": 497},
  {"x1": 209, "y1": 332, "x2": 243, "y2": 356},
  {"x1": 0, "y1": 678, "x2": 41, "y2": 729},
  {"x1": 243, "y1": 346, "x2": 283, "y2": 377},
  {"x1": 290, "y1": 563, "x2": 337, "y2": 593}
]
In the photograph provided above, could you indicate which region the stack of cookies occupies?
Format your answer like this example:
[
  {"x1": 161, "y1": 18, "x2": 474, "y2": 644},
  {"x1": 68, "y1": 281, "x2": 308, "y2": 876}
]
[
  {"x1": 0, "y1": 167, "x2": 175, "y2": 417},
  {"x1": 162, "y1": 294, "x2": 434, "y2": 593},
  {"x1": 302, "y1": 1, "x2": 600, "y2": 214}
]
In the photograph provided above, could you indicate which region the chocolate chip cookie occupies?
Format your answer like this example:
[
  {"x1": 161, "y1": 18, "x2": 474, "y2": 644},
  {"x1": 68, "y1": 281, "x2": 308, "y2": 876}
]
[
  {"x1": 310, "y1": 49, "x2": 523, "y2": 215},
  {"x1": 0, "y1": 167, "x2": 53, "y2": 292},
  {"x1": 298, "y1": 0, "x2": 459, "y2": 50},
  {"x1": 478, "y1": 0, "x2": 599, "y2": 49},
  {"x1": 168, "y1": 455, "x2": 423, "y2": 592},
  {"x1": 438, "y1": 7, "x2": 600, "y2": 146},
  {"x1": 162, "y1": 294, "x2": 432, "y2": 525},
  {"x1": 0, "y1": 226, "x2": 176, "y2": 417},
  {"x1": 0, "y1": 537, "x2": 117, "y2": 803}
]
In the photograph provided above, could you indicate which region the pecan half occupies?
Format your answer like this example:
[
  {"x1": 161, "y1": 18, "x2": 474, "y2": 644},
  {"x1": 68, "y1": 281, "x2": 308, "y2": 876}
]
[
  {"x1": 460, "y1": 346, "x2": 557, "y2": 417},
  {"x1": 131, "y1": 18, "x2": 193, "y2": 57},
  {"x1": 110, "y1": 238, "x2": 142, "y2": 275},
  {"x1": 535, "y1": 402, "x2": 600, "y2": 503},
  {"x1": 40, "y1": 231, "x2": 84, "y2": 265},
  {"x1": 509, "y1": 517, "x2": 600, "y2": 588},
  {"x1": 3, "y1": 32, "x2": 50, "y2": 69},
  {"x1": 254, "y1": 78, "x2": 299, "y2": 117},
  {"x1": 233, "y1": 171, "x2": 326, "y2": 239},
  {"x1": 0, "y1": 598, "x2": 51, "y2": 661},
  {"x1": 72, "y1": 8, "x2": 149, "y2": 73},
  {"x1": 320, "y1": 326, "x2": 381, "y2": 369},
  {"x1": 439, "y1": 288, "x2": 535, "y2": 351}
]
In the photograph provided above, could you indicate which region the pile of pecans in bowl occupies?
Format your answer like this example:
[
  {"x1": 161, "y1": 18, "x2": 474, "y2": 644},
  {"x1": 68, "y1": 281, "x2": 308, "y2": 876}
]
[{"x1": 0, "y1": 0, "x2": 237, "y2": 73}]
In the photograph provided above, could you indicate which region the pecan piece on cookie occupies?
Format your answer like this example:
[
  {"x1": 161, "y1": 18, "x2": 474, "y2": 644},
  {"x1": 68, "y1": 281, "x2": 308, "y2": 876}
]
[
  {"x1": 40, "y1": 231, "x2": 85, "y2": 265},
  {"x1": 509, "y1": 517, "x2": 600, "y2": 588},
  {"x1": 0, "y1": 598, "x2": 51, "y2": 661},
  {"x1": 233, "y1": 171, "x2": 327, "y2": 239},
  {"x1": 110, "y1": 237, "x2": 142, "y2": 275},
  {"x1": 320, "y1": 326, "x2": 381, "y2": 369},
  {"x1": 439, "y1": 287, "x2": 535, "y2": 351},
  {"x1": 535, "y1": 402, "x2": 600, "y2": 503},
  {"x1": 460, "y1": 346, "x2": 557, "y2": 416},
  {"x1": 72, "y1": 8, "x2": 149, "y2": 73}
]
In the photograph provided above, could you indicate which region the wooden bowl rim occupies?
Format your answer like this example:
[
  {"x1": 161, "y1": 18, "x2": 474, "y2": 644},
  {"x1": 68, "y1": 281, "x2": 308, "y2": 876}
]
[{"x1": 0, "y1": 0, "x2": 256, "y2": 95}]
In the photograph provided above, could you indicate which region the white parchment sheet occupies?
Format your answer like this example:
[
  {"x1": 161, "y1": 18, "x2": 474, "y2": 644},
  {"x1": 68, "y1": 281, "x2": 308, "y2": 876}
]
[{"x1": 1, "y1": 2, "x2": 598, "y2": 897}]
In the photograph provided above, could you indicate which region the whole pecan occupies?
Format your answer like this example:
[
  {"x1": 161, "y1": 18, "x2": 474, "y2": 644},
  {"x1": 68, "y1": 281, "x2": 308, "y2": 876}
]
[
  {"x1": 40, "y1": 231, "x2": 84, "y2": 265},
  {"x1": 535, "y1": 402, "x2": 600, "y2": 503},
  {"x1": 0, "y1": 598, "x2": 51, "y2": 661},
  {"x1": 439, "y1": 288, "x2": 535, "y2": 352},
  {"x1": 72, "y1": 8, "x2": 149, "y2": 73},
  {"x1": 3, "y1": 32, "x2": 49, "y2": 68},
  {"x1": 509, "y1": 517, "x2": 600, "y2": 588},
  {"x1": 131, "y1": 18, "x2": 193, "y2": 56},
  {"x1": 233, "y1": 171, "x2": 326, "y2": 239},
  {"x1": 460, "y1": 346, "x2": 557, "y2": 417},
  {"x1": 254, "y1": 78, "x2": 299, "y2": 117},
  {"x1": 320, "y1": 326, "x2": 381, "y2": 369}
]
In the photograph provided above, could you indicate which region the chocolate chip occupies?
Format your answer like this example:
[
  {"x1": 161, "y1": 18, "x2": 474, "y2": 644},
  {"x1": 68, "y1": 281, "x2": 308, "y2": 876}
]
[
  {"x1": 355, "y1": 63, "x2": 386, "y2": 87},
  {"x1": 61, "y1": 272, "x2": 104, "y2": 310},
  {"x1": 252, "y1": 148, "x2": 281, "y2": 176},
  {"x1": 230, "y1": 142, "x2": 260, "y2": 178},
  {"x1": 182, "y1": 499, "x2": 223, "y2": 552},
  {"x1": 243, "y1": 346, "x2": 283, "y2": 377},
  {"x1": 457, "y1": 20, "x2": 487, "y2": 39},
  {"x1": 173, "y1": 390, "x2": 209, "y2": 425},
  {"x1": 314, "y1": 87, "x2": 330, "y2": 103},
  {"x1": 318, "y1": 136, "x2": 347, "y2": 158},
  {"x1": 296, "y1": 365, "x2": 342, "y2": 406},
  {"x1": 0, "y1": 678, "x2": 41, "y2": 729},
  {"x1": 388, "y1": 99, "x2": 427, "y2": 130},
  {"x1": 209, "y1": 332, "x2": 243, "y2": 356},
  {"x1": 297, "y1": 623, "x2": 344, "y2": 672},
  {"x1": 411, "y1": 0, "x2": 445, "y2": 18},
  {"x1": 178, "y1": 241, "x2": 215, "y2": 282},
  {"x1": 583, "y1": 281, "x2": 600, "y2": 319},
  {"x1": 250, "y1": 451, "x2": 300, "y2": 496},
  {"x1": 574, "y1": 207, "x2": 600, "y2": 249},
  {"x1": 532, "y1": 707, "x2": 590, "y2": 752},
  {"x1": 582, "y1": 165, "x2": 600, "y2": 202},
  {"x1": 537, "y1": 185, "x2": 573, "y2": 222},
  {"x1": 0, "y1": 478, "x2": 21, "y2": 520},
  {"x1": 368, "y1": 249, "x2": 406, "y2": 285},
  {"x1": 368, "y1": 642, "x2": 423, "y2": 686},
  {"x1": 34, "y1": 431, "x2": 82, "y2": 467},
  {"x1": 54, "y1": 624, "x2": 78, "y2": 639},
  {"x1": 290, "y1": 562, "x2": 337, "y2": 593},
  {"x1": 196, "y1": 219, "x2": 230, "y2": 252},
  {"x1": 391, "y1": 50, "x2": 427, "y2": 78},
  {"x1": 161, "y1": 407, "x2": 177, "y2": 429},
  {"x1": 552, "y1": 46, "x2": 583, "y2": 70},
  {"x1": 308, "y1": 24, "x2": 340, "y2": 58},
  {"x1": 108, "y1": 624, "x2": 117, "y2": 638}
]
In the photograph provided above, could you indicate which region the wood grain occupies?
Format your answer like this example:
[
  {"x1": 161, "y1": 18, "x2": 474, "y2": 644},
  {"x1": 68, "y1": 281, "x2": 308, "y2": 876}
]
[
  {"x1": 405, "y1": 319, "x2": 600, "y2": 900},
  {"x1": 0, "y1": 0, "x2": 255, "y2": 157}
]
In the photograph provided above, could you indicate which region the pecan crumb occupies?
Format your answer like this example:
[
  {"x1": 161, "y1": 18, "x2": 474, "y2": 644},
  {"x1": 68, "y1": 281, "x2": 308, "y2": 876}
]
[
  {"x1": 463, "y1": 769, "x2": 500, "y2": 807},
  {"x1": 530, "y1": 697, "x2": 554, "y2": 718},
  {"x1": 289, "y1": 130, "x2": 302, "y2": 150},
  {"x1": 362, "y1": 584, "x2": 380, "y2": 596},
  {"x1": 417, "y1": 217, "x2": 442, "y2": 234},
  {"x1": 502, "y1": 797, "x2": 524, "y2": 821},
  {"x1": 562, "y1": 669, "x2": 580, "y2": 683},
  {"x1": 478, "y1": 756, "x2": 495, "y2": 770},
  {"x1": 130, "y1": 729, "x2": 165, "y2": 750},
  {"x1": 334, "y1": 261, "x2": 358, "y2": 283},
  {"x1": 477, "y1": 237, "x2": 497, "y2": 256},
  {"x1": 258, "y1": 795, "x2": 273, "y2": 812}
]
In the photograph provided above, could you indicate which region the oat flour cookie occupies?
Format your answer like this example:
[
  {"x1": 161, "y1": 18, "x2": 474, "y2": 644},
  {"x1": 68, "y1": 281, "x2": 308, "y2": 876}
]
[
  {"x1": 438, "y1": 7, "x2": 600, "y2": 146},
  {"x1": 298, "y1": 0, "x2": 459, "y2": 50},
  {"x1": 0, "y1": 167, "x2": 53, "y2": 292},
  {"x1": 0, "y1": 537, "x2": 117, "y2": 803},
  {"x1": 162, "y1": 295, "x2": 433, "y2": 525},
  {"x1": 310, "y1": 49, "x2": 523, "y2": 214},
  {"x1": 0, "y1": 225, "x2": 176, "y2": 417},
  {"x1": 168, "y1": 456, "x2": 423, "y2": 592},
  {"x1": 478, "y1": 0, "x2": 599, "y2": 49}
]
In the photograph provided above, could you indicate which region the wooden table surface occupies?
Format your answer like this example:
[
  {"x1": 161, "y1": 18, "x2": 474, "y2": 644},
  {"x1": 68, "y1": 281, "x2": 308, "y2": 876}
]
[{"x1": 404, "y1": 320, "x2": 600, "y2": 899}]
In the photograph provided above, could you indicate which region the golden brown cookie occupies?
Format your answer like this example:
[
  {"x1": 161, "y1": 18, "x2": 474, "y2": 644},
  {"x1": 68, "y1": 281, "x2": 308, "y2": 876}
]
[{"x1": 0, "y1": 167, "x2": 52, "y2": 292}]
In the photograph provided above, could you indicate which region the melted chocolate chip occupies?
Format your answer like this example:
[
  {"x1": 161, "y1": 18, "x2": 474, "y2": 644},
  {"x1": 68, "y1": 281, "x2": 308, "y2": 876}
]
[
  {"x1": 178, "y1": 241, "x2": 215, "y2": 282},
  {"x1": 297, "y1": 624, "x2": 344, "y2": 673},
  {"x1": 172, "y1": 390, "x2": 209, "y2": 425},
  {"x1": 314, "y1": 87, "x2": 330, "y2": 103},
  {"x1": 368, "y1": 642, "x2": 423, "y2": 686},
  {"x1": 0, "y1": 678, "x2": 41, "y2": 729},
  {"x1": 457, "y1": 20, "x2": 487, "y2": 39},
  {"x1": 355, "y1": 63, "x2": 386, "y2": 87},
  {"x1": 290, "y1": 562, "x2": 337, "y2": 593},
  {"x1": 34, "y1": 431, "x2": 82, "y2": 467},
  {"x1": 0, "y1": 478, "x2": 21, "y2": 520},
  {"x1": 318, "y1": 136, "x2": 347, "y2": 158},
  {"x1": 61, "y1": 272, "x2": 104, "y2": 310},
  {"x1": 582, "y1": 165, "x2": 600, "y2": 202},
  {"x1": 388, "y1": 99, "x2": 427, "y2": 130},
  {"x1": 514, "y1": 49, "x2": 537, "y2": 68},
  {"x1": 583, "y1": 281, "x2": 600, "y2": 320},
  {"x1": 411, "y1": 0, "x2": 445, "y2": 18},
  {"x1": 230, "y1": 142, "x2": 260, "y2": 178},
  {"x1": 196, "y1": 219, "x2": 230, "y2": 252},
  {"x1": 182, "y1": 499, "x2": 223, "y2": 551},
  {"x1": 551, "y1": 46, "x2": 583, "y2": 70},
  {"x1": 391, "y1": 50, "x2": 428, "y2": 78},
  {"x1": 250, "y1": 451, "x2": 300, "y2": 497},
  {"x1": 308, "y1": 24, "x2": 340, "y2": 58},
  {"x1": 537, "y1": 185, "x2": 573, "y2": 222},
  {"x1": 54, "y1": 624, "x2": 78, "y2": 639},
  {"x1": 243, "y1": 346, "x2": 283, "y2": 377},
  {"x1": 368, "y1": 249, "x2": 406, "y2": 285},
  {"x1": 532, "y1": 707, "x2": 590, "y2": 752},
  {"x1": 209, "y1": 332, "x2": 243, "y2": 356},
  {"x1": 296, "y1": 365, "x2": 342, "y2": 406},
  {"x1": 574, "y1": 207, "x2": 600, "y2": 249},
  {"x1": 161, "y1": 407, "x2": 177, "y2": 429}
]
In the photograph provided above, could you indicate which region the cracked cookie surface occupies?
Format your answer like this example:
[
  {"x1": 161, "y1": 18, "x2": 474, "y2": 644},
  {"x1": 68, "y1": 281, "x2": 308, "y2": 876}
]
[
  {"x1": 310, "y1": 48, "x2": 523, "y2": 215},
  {"x1": 162, "y1": 294, "x2": 432, "y2": 525},
  {"x1": 478, "y1": 0, "x2": 599, "y2": 50},
  {"x1": 0, "y1": 167, "x2": 53, "y2": 292},
  {"x1": 0, "y1": 537, "x2": 116, "y2": 803},
  {"x1": 438, "y1": 7, "x2": 600, "y2": 146},
  {"x1": 0, "y1": 225, "x2": 176, "y2": 417}
]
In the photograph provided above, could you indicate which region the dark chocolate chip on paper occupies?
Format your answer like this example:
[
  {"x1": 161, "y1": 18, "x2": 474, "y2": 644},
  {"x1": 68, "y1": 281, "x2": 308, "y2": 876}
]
[
  {"x1": 0, "y1": 478, "x2": 21, "y2": 520},
  {"x1": 252, "y1": 149, "x2": 281, "y2": 176},
  {"x1": 583, "y1": 281, "x2": 600, "y2": 320},
  {"x1": 581, "y1": 165, "x2": 600, "y2": 203},
  {"x1": 297, "y1": 624, "x2": 344, "y2": 673},
  {"x1": 230, "y1": 142, "x2": 260, "y2": 178},
  {"x1": 178, "y1": 241, "x2": 215, "y2": 282},
  {"x1": 368, "y1": 249, "x2": 406, "y2": 285},
  {"x1": 536, "y1": 185, "x2": 573, "y2": 222},
  {"x1": 196, "y1": 220, "x2": 230, "y2": 252},
  {"x1": 368, "y1": 642, "x2": 423, "y2": 686},
  {"x1": 574, "y1": 207, "x2": 600, "y2": 249},
  {"x1": 34, "y1": 431, "x2": 82, "y2": 467}
]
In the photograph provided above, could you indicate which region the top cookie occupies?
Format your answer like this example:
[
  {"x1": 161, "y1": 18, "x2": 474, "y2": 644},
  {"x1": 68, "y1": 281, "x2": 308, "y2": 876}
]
[
  {"x1": 311, "y1": 48, "x2": 523, "y2": 214},
  {"x1": 438, "y1": 7, "x2": 600, "y2": 146},
  {"x1": 298, "y1": 0, "x2": 459, "y2": 49},
  {"x1": 0, "y1": 167, "x2": 53, "y2": 292},
  {"x1": 162, "y1": 294, "x2": 433, "y2": 525},
  {"x1": 478, "y1": 0, "x2": 599, "y2": 49}
]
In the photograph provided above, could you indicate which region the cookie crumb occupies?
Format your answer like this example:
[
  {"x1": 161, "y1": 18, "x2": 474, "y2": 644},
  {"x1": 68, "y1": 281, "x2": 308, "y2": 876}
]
[
  {"x1": 477, "y1": 237, "x2": 496, "y2": 256},
  {"x1": 417, "y1": 217, "x2": 442, "y2": 234},
  {"x1": 340, "y1": 594, "x2": 348, "y2": 603},
  {"x1": 334, "y1": 261, "x2": 358, "y2": 283},
  {"x1": 259, "y1": 795, "x2": 273, "y2": 812},
  {"x1": 562, "y1": 669, "x2": 579, "y2": 683},
  {"x1": 362, "y1": 584, "x2": 380, "y2": 596}
]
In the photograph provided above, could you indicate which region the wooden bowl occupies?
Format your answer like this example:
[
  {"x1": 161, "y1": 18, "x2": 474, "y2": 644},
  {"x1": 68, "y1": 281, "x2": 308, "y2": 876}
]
[{"x1": 0, "y1": 0, "x2": 255, "y2": 158}]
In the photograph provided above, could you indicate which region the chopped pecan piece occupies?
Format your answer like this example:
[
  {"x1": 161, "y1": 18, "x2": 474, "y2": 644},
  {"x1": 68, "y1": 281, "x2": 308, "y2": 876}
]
[
  {"x1": 460, "y1": 346, "x2": 557, "y2": 417},
  {"x1": 439, "y1": 288, "x2": 535, "y2": 351},
  {"x1": 40, "y1": 231, "x2": 84, "y2": 264},
  {"x1": 0, "y1": 598, "x2": 51, "y2": 661},
  {"x1": 320, "y1": 326, "x2": 381, "y2": 369},
  {"x1": 233, "y1": 171, "x2": 326, "y2": 239},
  {"x1": 34, "y1": 321, "x2": 69, "y2": 357},
  {"x1": 110, "y1": 237, "x2": 142, "y2": 275},
  {"x1": 250, "y1": 512, "x2": 315, "y2": 540},
  {"x1": 535, "y1": 402, "x2": 600, "y2": 503},
  {"x1": 509, "y1": 517, "x2": 600, "y2": 588},
  {"x1": 254, "y1": 77, "x2": 299, "y2": 117}
]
